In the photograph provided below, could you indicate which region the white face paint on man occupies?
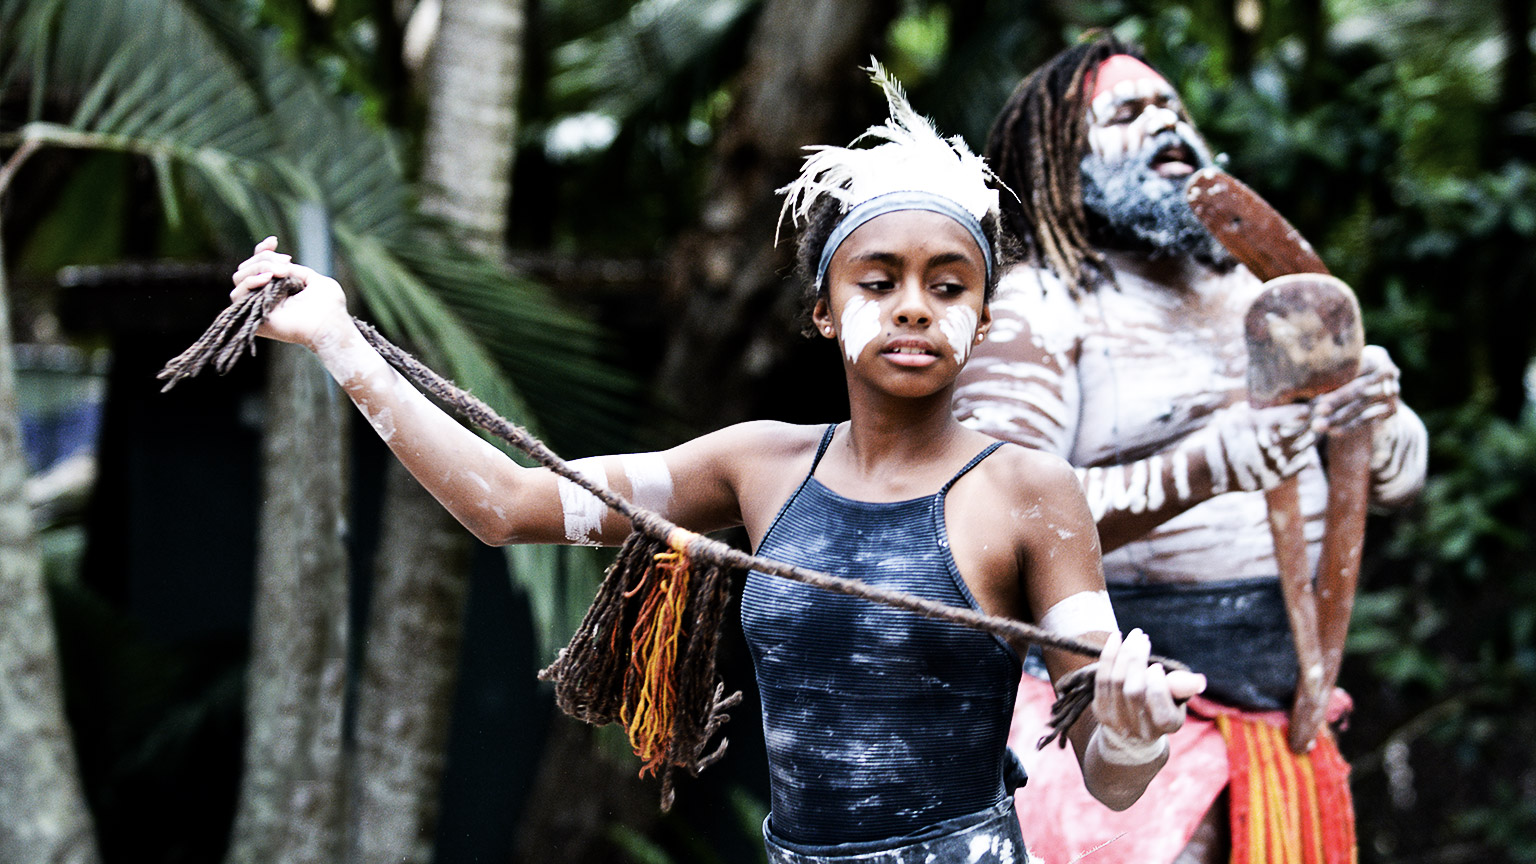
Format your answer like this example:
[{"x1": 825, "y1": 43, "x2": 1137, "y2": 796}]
[
  {"x1": 1079, "y1": 54, "x2": 1226, "y2": 260},
  {"x1": 1085, "y1": 57, "x2": 1211, "y2": 175}
]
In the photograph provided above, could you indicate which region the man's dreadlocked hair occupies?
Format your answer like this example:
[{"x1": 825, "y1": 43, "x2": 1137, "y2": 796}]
[
  {"x1": 986, "y1": 34, "x2": 1150, "y2": 294},
  {"x1": 791, "y1": 195, "x2": 1012, "y2": 336}
]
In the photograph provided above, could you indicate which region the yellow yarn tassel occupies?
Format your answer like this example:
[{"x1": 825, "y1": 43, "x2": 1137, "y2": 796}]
[{"x1": 620, "y1": 533, "x2": 695, "y2": 777}]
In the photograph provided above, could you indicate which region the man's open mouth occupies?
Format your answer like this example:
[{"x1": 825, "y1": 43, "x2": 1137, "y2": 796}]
[{"x1": 1150, "y1": 140, "x2": 1198, "y2": 177}]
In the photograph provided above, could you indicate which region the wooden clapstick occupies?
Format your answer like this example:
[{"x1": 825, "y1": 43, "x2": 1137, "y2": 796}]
[
  {"x1": 1188, "y1": 167, "x2": 1372, "y2": 753},
  {"x1": 1243, "y1": 273, "x2": 1364, "y2": 752}
]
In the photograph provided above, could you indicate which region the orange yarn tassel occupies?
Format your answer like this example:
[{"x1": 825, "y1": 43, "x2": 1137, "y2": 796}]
[{"x1": 620, "y1": 544, "x2": 693, "y2": 777}]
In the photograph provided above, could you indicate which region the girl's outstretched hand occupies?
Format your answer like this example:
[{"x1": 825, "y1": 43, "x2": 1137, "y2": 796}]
[
  {"x1": 1091, "y1": 629, "x2": 1206, "y2": 763},
  {"x1": 229, "y1": 236, "x2": 350, "y2": 348}
]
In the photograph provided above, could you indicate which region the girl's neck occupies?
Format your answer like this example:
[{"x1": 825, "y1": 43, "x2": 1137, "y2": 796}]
[{"x1": 839, "y1": 386, "x2": 970, "y2": 474}]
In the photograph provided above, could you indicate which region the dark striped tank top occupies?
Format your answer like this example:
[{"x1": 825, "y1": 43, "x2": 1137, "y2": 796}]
[{"x1": 740, "y1": 425, "x2": 1022, "y2": 846}]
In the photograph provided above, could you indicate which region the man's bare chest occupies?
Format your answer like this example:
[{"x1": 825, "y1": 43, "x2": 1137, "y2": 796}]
[{"x1": 1071, "y1": 285, "x2": 1252, "y2": 463}]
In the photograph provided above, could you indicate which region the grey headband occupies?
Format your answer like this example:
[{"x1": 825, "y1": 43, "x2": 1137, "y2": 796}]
[{"x1": 815, "y1": 190, "x2": 994, "y2": 291}]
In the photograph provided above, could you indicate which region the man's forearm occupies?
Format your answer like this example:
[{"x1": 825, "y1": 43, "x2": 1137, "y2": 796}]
[{"x1": 1367, "y1": 404, "x2": 1428, "y2": 509}]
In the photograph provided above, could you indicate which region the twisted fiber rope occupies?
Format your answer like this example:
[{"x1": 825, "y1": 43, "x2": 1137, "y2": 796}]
[{"x1": 160, "y1": 276, "x2": 1188, "y2": 759}]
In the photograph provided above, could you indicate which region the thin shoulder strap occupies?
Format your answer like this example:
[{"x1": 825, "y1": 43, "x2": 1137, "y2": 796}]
[
  {"x1": 940, "y1": 441, "x2": 1006, "y2": 495},
  {"x1": 808, "y1": 423, "x2": 838, "y2": 474}
]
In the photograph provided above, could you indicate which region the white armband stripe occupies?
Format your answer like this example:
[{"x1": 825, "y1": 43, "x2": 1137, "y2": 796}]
[
  {"x1": 1038, "y1": 589, "x2": 1118, "y2": 638},
  {"x1": 622, "y1": 453, "x2": 674, "y2": 513},
  {"x1": 558, "y1": 457, "x2": 609, "y2": 545}
]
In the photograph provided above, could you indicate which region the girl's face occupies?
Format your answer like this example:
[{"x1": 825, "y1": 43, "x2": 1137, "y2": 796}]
[{"x1": 812, "y1": 209, "x2": 991, "y2": 398}]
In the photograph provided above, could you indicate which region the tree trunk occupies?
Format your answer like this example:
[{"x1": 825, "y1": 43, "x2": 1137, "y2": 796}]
[
  {"x1": 224, "y1": 344, "x2": 350, "y2": 864},
  {"x1": 0, "y1": 224, "x2": 101, "y2": 864},
  {"x1": 418, "y1": 0, "x2": 526, "y2": 257},
  {"x1": 655, "y1": 0, "x2": 897, "y2": 431},
  {"x1": 344, "y1": 461, "x2": 471, "y2": 864},
  {"x1": 342, "y1": 0, "x2": 526, "y2": 861}
]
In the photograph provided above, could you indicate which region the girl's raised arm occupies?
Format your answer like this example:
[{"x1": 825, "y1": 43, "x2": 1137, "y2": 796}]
[{"x1": 231, "y1": 238, "x2": 746, "y2": 549}]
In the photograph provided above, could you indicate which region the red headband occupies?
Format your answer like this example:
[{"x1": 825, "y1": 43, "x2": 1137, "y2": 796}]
[{"x1": 1090, "y1": 54, "x2": 1167, "y2": 101}]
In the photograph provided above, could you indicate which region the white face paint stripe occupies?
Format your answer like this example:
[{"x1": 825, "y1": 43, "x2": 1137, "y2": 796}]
[
  {"x1": 840, "y1": 296, "x2": 882, "y2": 363},
  {"x1": 1038, "y1": 590, "x2": 1118, "y2": 638},
  {"x1": 621, "y1": 453, "x2": 674, "y2": 514},
  {"x1": 557, "y1": 456, "x2": 609, "y2": 545},
  {"x1": 939, "y1": 306, "x2": 979, "y2": 364}
]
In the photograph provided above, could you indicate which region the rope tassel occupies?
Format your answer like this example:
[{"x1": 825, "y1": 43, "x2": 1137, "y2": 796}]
[{"x1": 539, "y1": 529, "x2": 740, "y2": 810}]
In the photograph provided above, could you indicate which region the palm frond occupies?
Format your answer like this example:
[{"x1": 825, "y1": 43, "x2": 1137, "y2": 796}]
[
  {"x1": 3, "y1": 0, "x2": 637, "y2": 459},
  {"x1": 4, "y1": 0, "x2": 646, "y2": 654},
  {"x1": 550, "y1": 0, "x2": 758, "y2": 120}
]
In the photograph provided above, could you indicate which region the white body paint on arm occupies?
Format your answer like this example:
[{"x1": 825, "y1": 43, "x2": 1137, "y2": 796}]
[
  {"x1": 622, "y1": 453, "x2": 675, "y2": 513},
  {"x1": 1038, "y1": 590, "x2": 1118, "y2": 637},
  {"x1": 1368, "y1": 405, "x2": 1428, "y2": 507},
  {"x1": 558, "y1": 456, "x2": 610, "y2": 545}
]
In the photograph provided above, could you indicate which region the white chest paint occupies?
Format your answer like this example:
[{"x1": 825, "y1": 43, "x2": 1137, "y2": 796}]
[{"x1": 1068, "y1": 266, "x2": 1257, "y2": 466}]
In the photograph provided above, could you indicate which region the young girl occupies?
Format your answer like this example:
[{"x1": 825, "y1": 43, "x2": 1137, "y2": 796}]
[{"x1": 229, "y1": 68, "x2": 1203, "y2": 863}]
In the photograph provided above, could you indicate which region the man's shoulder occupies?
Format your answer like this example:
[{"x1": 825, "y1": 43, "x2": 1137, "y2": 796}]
[
  {"x1": 987, "y1": 264, "x2": 1088, "y2": 353},
  {"x1": 996, "y1": 262, "x2": 1077, "y2": 304}
]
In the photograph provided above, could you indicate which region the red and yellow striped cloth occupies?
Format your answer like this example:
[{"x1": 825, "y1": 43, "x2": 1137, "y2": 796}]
[{"x1": 1215, "y1": 710, "x2": 1357, "y2": 864}]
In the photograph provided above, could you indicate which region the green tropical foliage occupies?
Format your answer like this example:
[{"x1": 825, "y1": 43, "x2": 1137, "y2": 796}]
[{"x1": 0, "y1": 0, "x2": 633, "y2": 459}]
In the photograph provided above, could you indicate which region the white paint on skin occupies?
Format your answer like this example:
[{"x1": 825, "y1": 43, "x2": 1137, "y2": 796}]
[
  {"x1": 357, "y1": 400, "x2": 396, "y2": 441},
  {"x1": 986, "y1": 270, "x2": 1081, "y2": 356},
  {"x1": 839, "y1": 296, "x2": 882, "y2": 363},
  {"x1": 1171, "y1": 447, "x2": 1192, "y2": 502},
  {"x1": 1203, "y1": 422, "x2": 1231, "y2": 495},
  {"x1": 1082, "y1": 461, "x2": 1155, "y2": 520},
  {"x1": 955, "y1": 377, "x2": 1073, "y2": 438},
  {"x1": 622, "y1": 453, "x2": 674, "y2": 513},
  {"x1": 1039, "y1": 590, "x2": 1117, "y2": 637},
  {"x1": 1369, "y1": 409, "x2": 1428, "y2": 505},
  {"x1": 1146, "y1": 454, "x2": 1166, "y2": 511},
  {"x1": 313, "y1": 325, "x2": 399, "y2": 391},
  {"x1": 939, "y1": 306, "x2": 979, "y2": 364},
  {"x1": 463, "y1": 472, "x2": 501, "y2": 517},
  {"x1": 557, "y1": 456, "x2": 609, "y2": 545},
  {"x1": 966, "y1": 259, "x2": 1384, "y2": 585},
  {"x1": 1086, "y1": 76, "x2": 1214, "y2": 173},
  {"x1": 316, "y1": 334, "x2": 421, "y2": 444}
]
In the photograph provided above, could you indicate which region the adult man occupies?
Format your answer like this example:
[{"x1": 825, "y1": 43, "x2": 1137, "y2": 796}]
[{"x1": 954, "y1": 37, "x2": 1427, "y2": 864}]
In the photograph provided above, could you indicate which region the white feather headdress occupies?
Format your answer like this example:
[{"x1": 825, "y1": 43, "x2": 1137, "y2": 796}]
[{"x1": 776, "y1": 60, "x2": 1002, "y2": 239}]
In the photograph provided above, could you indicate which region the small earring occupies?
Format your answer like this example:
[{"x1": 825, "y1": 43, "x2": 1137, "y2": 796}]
[{"x1": 976, "y1": 332, "x2": 987, "y2": 343}]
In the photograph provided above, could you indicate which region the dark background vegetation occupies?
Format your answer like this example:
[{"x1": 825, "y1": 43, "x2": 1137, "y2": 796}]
[{"x1": 4, "y1": 0, "x2": 1535, "y2": 862}]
